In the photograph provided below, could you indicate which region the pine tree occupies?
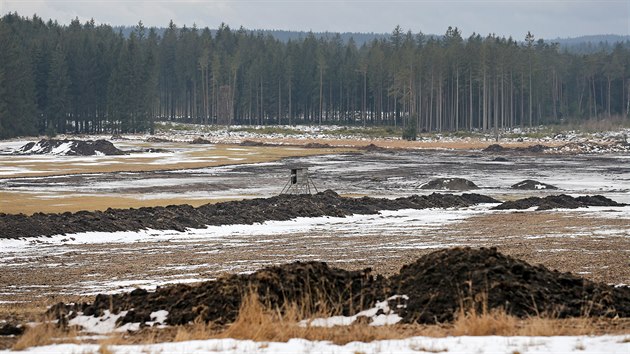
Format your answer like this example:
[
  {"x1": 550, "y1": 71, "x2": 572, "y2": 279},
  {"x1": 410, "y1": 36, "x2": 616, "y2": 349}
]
[{"x1": 46, "y1": 43, "x2": 69, "y2": 135}]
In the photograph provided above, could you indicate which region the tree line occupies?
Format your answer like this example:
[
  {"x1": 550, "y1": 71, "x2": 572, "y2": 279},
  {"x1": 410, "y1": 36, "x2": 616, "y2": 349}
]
[{"x1": 1, "y1": 13, "x2": 630, "y2": 139}]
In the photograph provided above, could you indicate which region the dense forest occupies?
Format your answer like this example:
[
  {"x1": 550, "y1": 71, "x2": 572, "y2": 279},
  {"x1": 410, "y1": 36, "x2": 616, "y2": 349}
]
[{"x1": 1, "y1": 13, "x2": 630, "y2": 139}]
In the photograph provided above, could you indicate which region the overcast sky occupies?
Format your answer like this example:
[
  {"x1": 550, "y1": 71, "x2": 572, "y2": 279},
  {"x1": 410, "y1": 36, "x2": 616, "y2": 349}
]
[{"x1": 2, "y1": 0, "x2": 629, "y2": 40}]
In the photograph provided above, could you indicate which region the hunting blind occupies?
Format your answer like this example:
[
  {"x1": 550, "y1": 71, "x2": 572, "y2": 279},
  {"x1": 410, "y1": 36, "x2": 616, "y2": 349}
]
[{"x1": 281, "y1": 167, "x2": 318, "y2": 194}]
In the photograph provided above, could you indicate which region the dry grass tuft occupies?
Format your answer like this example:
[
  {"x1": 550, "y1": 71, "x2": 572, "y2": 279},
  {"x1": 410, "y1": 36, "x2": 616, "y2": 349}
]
[
  {"x1": 452, "y1": 306, "x2": 518, "y2": 336},
  {"x1": 97, "y1": 292, "x2": 623, "y2": 347},
  {"x1": 9, "y1": 291, "x2": 625, "y2": 350},
  {"x1": 174, "y1": 320, "x2": 218, "y2": 342},
  {"x1": 12, "y1": 321, "x2": 78, "y2": 351},
  {"x1": 97, "y1": 344, "x2": 114, "y2": 354},
  {"x1": 449, "y1": 287, "x2": 604, "y2": 337},
  {"x1": 170, "y1": 292, "x2": 413, "y2": 345}
]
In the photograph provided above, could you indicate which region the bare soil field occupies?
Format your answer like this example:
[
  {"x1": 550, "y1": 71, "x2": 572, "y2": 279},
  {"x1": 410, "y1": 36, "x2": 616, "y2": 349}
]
[{"x1": 1, "y1": 206, "x2": 629, "y2": 312}]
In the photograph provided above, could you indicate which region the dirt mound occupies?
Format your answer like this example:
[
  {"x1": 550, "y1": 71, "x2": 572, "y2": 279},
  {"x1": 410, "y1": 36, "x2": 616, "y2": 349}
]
[
  {"x1": 420, "y1": 178, "x2": 479, "y2": 191},
  {"x1": 303, "y1": 142, "x2": 333, "y2": 149},
  {"x1": 48, "y1": 247, "x2": 630, "y2": 330},
  {"x1": 483, "y1": 144, "x2": 550, "y2": 154},
  {"x1": 49, "y1": 261, "x2": 387, "y2": 327},
  {"x1": 0, "y1": 323, "x2": 23, "y2": 336},
  {"x1": 145, "y1": 137, "x2": 171, "y2": 143},
  {"x1": 390, "y1": 247, "x2": 630, "y2": 324},
  {"x1": 240, "y1": 140, "x2": 267, "y2": 146},
  {"x1": 483, "y1": 144, "x2": 507, "y2": 153},
  {"x1": 15, "y1": 139, "x2": 126, "y2": 156},
  {"x1": 0, "y1": 190, "x2": 499, "y2": 239},
  {"x1": 190, "y1": 137, "x2": 214, "y2": 144},
  {"x1": 359, "y1": 143, "x2": 391, "y2": 153},
  {"x1": 511, "y1": 180, "x2": 558, "y2": 190},
  {"x1": 493, "y1": 194, "x2": 625, "y2": 211},
  {"x1": 484, "y1": 141, "x2": 630, "y2": 155}
]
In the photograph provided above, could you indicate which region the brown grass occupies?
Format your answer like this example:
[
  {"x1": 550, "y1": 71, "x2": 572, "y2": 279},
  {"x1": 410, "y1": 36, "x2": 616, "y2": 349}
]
[
  {"x1": 8, "y1": 292, "x2": 629, "y2": 350},
  {"x1": 0, "y1": 143, "x2": 352, "y2": 214},
  {"x1": 450, "y1": 288, "x2": 603, "y2": 337},
  {"x1": 150, "y1": 292, "x2": 417, "y2": 345},
  {"x1": 155, "y1": 292, "x2": 624, "y2": 346},
  {"x1": 97, "y1": 344, "x2": 114, "y2": 354},
  {"x1": 451, "y1": 308, "x2": 600, "y2": 337},
  {"x1": 12, "y1": 320, "x2": 78, "y2": 351}
]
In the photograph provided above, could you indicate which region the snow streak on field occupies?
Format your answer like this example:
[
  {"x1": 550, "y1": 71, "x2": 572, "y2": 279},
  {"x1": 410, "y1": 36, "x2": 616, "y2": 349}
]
[
  {"x1": 0, "y1": 206, "x2": 490, "y2": 296},
  {"x1": 3, "y1": 335, "x2": 628, "y2": 354},
  {"x1": 1, "y1": 205, "x2": 629, "y2": 301}
]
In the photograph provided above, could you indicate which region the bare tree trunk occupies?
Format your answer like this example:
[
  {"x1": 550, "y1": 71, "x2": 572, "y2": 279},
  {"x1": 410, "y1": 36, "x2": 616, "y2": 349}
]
[
  {"x1": 492, "y1": 74, "x2": 501, "y2": 142},
  {"x1": 455, "y1": 67, "x2": 459, "y2": 131},
  {"x1": 288, "y1": 79, "x2": 292, "y2": 125},
  {"x1": 483, "y1": 68, "x2": 487, "y2": 131},
  {"x1": 529, "y1": 60, "x2": 533, "y2": 127},
  {"x1": 520, "y1": 71, "x2": 524, "y2": 129},
  {"x1": 469, "y1": 70, "x2": 473, "y2": 130},
  {"x1": 429, "y1": 72, "x2": 434, "y2": 131},
  {"x1": 607, "y1": 76, "x2": 612, "y2": 117}
]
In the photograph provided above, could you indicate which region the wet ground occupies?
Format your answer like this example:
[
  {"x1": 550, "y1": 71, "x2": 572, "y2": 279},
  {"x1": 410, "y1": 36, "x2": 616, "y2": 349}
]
[
  {"x1": 1, "y1": 148, "x2": 629, "y2": 211},
  {"x1": 1, "y1": 205, "x2": 629, "y2": 310},
  {"x1": 1, "y1": 144, "x2": 629, "y2": 320}
]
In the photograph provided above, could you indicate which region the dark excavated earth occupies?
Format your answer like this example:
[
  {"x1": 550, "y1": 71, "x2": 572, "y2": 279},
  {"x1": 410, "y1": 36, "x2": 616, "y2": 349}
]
[
  {"x1": 1, "y1": 192, "x2": 625, "y2": 239},
  {"x1": 0, "y1": 190, "x2": 498, "y2": 239},
  {"x1": 511, "y1": 179, "x2": 558, "y2": 190},
  {"x1": 16, "y1": 139, "x2": 126, "y2": 156},
  {"x1": 483, "y1": 141, "x2": 630, "y2": 154},
  {"x1": 493, "y1": 194, "x2": 626, "y2": 211},
  {"x1": 420, "y1": 178, "x2": 479, "y2": 191},
  {"x1": 48, "y1": 247, "x2": 630, "y2": 329}
]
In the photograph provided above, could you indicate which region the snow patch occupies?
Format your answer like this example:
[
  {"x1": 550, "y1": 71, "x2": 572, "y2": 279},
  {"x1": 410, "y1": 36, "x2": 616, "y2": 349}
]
[
  {"x1": 68, "y1": 309, "x2": 169, "y2": 334},
  {"x1": 3, "y1": 335, "x2": 629, "y2": 354},
  {"x1": 300, "y1": 295, "x2": 407, "y2": 327}
]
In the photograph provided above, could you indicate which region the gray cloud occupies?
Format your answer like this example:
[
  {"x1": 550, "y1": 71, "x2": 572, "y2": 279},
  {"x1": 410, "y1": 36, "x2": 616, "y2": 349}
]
[{"x1": 2, "y1": 0, "x2": 628, "y2": 39}]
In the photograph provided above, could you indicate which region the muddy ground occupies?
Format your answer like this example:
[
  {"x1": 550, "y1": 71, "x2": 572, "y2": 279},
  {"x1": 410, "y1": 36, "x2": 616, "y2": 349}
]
[
  {"x1": 0, "y1": 142, "x2": 629, "y2": 334},
  {"x1": 1, "y1": 146, "x2": 628, "y2": 216}
]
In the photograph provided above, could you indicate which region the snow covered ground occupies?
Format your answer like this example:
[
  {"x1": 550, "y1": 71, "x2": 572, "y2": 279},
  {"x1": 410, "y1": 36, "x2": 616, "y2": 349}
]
[
  {"x1": 0, "y1": 206, "x2": 491, "y2": 253},
  {"x1": 0, "y1": 206, "x2": 493, "y2": 297},
  {"x1": 3, "y1": 335, "x2": 628, "y2": 354}
]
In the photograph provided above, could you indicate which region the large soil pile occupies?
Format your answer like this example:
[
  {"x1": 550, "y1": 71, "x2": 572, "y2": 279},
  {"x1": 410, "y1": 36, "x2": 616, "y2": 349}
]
[
  {"x1": 48, "y1": 247, "x2": 630, "y2": 330},
  {"x1": 0, "y1": 190, "x2": 498, "y2": 239},
  {"x1": 391, "y1": 247, "x2": 630, "y2": 323},
  {"x1": 50, "y1": 262, "x2": 387, "y2": 327},
  {"x1": 511, "y1": 179, "x2": 558, "y2": 190},
  {"x1": 420, "y1": 178, "x2": 479, "y2": 191},
  {"x1": 483, "y1": 144, "x2": 548, "y2": 154},
  {"x1": 493, "y1": 194, "x2": 626, "y2": 211},
  {"x1": 483, "y1": 141, "x2": 630, "y2": 154},
  {"x1": 16, "y1": 139, "x2": 126, "y2": 156}
]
